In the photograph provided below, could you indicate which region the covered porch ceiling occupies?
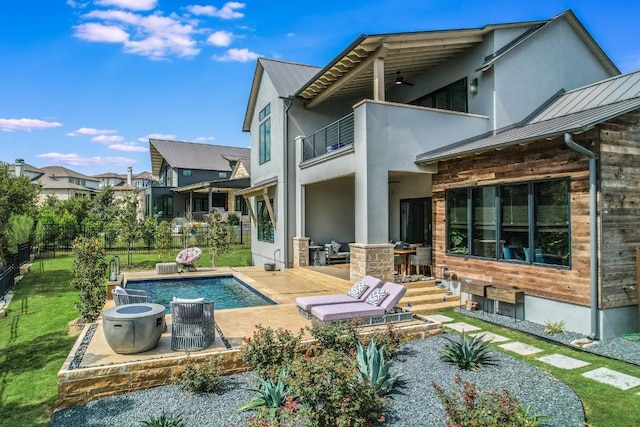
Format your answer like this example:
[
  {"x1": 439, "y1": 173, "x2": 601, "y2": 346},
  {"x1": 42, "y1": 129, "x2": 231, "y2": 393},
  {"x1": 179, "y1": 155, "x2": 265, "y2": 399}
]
[{"x1": 294, "y1": 24, "x2": 531, "y2": 108}]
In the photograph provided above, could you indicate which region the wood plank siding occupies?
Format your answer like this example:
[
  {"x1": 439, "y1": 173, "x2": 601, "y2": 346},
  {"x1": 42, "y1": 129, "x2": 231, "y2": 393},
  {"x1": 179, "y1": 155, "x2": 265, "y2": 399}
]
[{"x1": 432, "y1": 111, "x2": 640, "y2": 310}]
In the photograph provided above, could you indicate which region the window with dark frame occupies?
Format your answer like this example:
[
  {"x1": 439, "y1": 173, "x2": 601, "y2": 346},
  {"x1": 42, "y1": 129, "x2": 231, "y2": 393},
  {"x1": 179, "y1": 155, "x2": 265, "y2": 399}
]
[
  {"x1": 257, "y1": 198, "x2": 274, "y2": 242},
  {"x1": 410, "y1": 78, "x2": 468, "y2": 113},
  {"x1": 259, "y1": 104, "x2": 271, "y2": 164},
  {"x1": 445, "y1": 178, "x2": 570, "y2": 267}
]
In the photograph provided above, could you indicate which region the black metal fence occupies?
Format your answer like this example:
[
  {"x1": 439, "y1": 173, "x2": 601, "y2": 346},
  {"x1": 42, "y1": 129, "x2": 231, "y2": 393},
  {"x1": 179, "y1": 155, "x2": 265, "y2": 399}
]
[
  {"x1": 33, "y1": 222, "x2": 251, "y2": 259},
  {"x1": 1, "y1": 242, "x2": 31, "y2": 299}
]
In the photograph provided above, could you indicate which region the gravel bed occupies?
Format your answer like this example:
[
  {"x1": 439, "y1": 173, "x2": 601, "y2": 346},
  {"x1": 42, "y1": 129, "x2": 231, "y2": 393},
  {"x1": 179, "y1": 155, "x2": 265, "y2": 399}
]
[
  {"x1": 457, "y1": 308, "x2": 640, "y2": 366},
  {"x1": 50, "y1": 335, "x2": 584, "y2": 427}
]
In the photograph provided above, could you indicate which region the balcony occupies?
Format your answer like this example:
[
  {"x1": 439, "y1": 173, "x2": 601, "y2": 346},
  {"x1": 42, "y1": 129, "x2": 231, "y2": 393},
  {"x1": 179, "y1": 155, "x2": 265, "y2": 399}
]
[{"x1": 302, "y1": 113, "x2": 354, "y2": 162}]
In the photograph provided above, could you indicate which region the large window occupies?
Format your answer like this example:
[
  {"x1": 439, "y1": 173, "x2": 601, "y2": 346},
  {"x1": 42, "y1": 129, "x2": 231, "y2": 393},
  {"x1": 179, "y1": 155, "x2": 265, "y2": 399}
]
[
  {"x1": 410, "y1": 78, "x2": 468, "y2": 113},
  {"x1": 259, "y1": 104, "x2": 271, "y2": 164},
  {"x1": 445, "y1": 178, "x2": 570, "y2": 267},
  {"x1": 257, "y1": 199, "x2": 274, "y2": 242}
]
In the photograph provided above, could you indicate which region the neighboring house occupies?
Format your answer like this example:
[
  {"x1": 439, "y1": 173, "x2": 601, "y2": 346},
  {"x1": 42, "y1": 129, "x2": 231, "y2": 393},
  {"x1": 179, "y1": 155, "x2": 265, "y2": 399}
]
[
  {"x1": 7, "y1": 159, "x2": 44, "y2": 181},
  {"x1": 142, "y1": 139, "x2": 250, "y2": 221},
  {"x1": 242, "y1": 9, "x2": 639, "y2": 338},
  {"x1": 36, "y1": 166, "x2": 101, "y2": 203},
  {"x1": 93, "y1": 168, "x2": 156, "y2": 189}
]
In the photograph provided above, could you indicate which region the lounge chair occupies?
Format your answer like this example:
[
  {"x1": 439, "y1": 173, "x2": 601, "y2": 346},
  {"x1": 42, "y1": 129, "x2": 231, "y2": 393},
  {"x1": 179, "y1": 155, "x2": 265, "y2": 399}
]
[
  {"x1": 310, "y1": 282, "x2": 411, "y2": 325},
  {"x1": 112, "y1": 286, "x2": 152, "y2": 305},
  {"x1": 170, "y1": 299, "x2": 215, "y2": 351},
  {"x1": 296, "y1": 275, "x2": 384, "y2": 318}
]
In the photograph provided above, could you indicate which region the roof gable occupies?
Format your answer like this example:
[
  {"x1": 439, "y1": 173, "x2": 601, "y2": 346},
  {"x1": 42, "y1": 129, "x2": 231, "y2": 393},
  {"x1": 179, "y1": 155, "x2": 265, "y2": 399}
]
[
  {"x1": 242, "y1": 58, "x2": 321, "y2": 131},
  {"x1": 149, "y1": 139, "x2": 250, "y2": 176}
]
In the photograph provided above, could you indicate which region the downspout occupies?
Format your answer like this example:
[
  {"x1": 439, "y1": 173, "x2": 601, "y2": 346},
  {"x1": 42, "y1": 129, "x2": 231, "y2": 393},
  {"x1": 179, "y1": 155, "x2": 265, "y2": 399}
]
[
  {"x1": 564, "y1": 133, "x2": 598, "y2": 340},
  {"x1": 283, "y1": 97, "x2": 294, "y2": 268}
]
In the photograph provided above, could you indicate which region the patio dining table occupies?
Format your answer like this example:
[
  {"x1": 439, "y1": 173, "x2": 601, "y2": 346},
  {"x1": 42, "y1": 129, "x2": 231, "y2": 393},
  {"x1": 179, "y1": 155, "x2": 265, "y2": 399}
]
[{"x1": 394, "y1": 248, "x2": 416, "y2": 275}]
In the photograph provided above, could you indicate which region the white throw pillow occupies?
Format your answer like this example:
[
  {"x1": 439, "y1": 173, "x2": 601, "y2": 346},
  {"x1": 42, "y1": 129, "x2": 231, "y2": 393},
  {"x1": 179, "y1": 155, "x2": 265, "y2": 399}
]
[
  {"x1": 331, "y1": 240, "x2": 342, "y2": 253},
  {"x1": 365, "y1": 288, "x2": 389, "y2": 307},
  {"x1": 347, "y1": 281, "x2": 368, "y2": 298}
]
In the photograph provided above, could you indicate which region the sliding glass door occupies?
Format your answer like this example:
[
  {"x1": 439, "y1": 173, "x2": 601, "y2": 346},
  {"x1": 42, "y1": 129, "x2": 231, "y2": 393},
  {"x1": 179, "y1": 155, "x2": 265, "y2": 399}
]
[{"x1": 400, "y1": 197, "x2": 432, "y2": 245}]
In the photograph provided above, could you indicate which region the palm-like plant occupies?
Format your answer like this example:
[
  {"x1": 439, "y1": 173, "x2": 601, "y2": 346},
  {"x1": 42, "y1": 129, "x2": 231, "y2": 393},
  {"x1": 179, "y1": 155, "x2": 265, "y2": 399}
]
[
  {"x1": 440, "y1": 331, "x2": 496, "y2": 371},
  {"x1": 239, "y1": 369, "x2": 288, "y2": 418},
  {"x1": 356, "y1": 340, "x2": 401, "y2": 396}
]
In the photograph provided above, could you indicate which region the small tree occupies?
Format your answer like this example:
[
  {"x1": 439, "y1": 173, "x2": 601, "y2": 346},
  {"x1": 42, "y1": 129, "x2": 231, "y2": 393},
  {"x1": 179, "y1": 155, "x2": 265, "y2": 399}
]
[
  {"x1": 141, "y1": 216, "x2": 157, "y2": 251},
  {"x1": 204, "y1": 210, "x2": 229, "y2": 268},
  {"x1": 154, "y1": 220, "x2": 172, "y2": 262},
  {"x1": 6, "y1": 214, "x2": 34, "y2": 254},
  {"x1": 71, "y1": 237, "x2": 108, "y2": 323},
  {"x1": 117, "y1": 191, "x2": 142, "y2": 266}
]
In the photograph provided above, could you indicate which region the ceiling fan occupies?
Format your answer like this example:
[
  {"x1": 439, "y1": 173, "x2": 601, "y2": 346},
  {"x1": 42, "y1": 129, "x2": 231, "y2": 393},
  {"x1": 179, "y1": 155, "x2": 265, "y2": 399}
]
[{"x1": 395, "y1": 71, "x2": 414, "y2": 86}]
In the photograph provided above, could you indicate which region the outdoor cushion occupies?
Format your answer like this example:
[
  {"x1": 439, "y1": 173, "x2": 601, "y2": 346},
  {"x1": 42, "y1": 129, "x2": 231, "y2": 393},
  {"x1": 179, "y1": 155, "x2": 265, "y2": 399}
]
[
  {"x1": 347, "y1": 280, "x2": 369, "y2": 298},
  {"x1": 365, "y1": 288, "x2": 389, "y2": 306},
  {"x1": 295, "y1": 275, "x2": 383, "y2": 312},
  {"x1": 173, "y1": 297, "x2": 205, "y2": 303},
  {"x1": 331, "y1": 240, "x2": 342, "y2": 253},
  {"x1": 113, "y1": 286, "x2": 127, "y2": 295},
  {"x1": 310, "y1": 282, "x2": 407, "y2": 322}
]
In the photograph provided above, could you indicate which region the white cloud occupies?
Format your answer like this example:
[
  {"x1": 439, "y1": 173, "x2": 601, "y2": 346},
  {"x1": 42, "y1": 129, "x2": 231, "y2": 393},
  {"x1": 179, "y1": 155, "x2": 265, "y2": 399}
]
[
  {"x1": 91, "y1": 134, "x2": 124, "y2": 143},
  {"x1": 287, "y1": 32, "x2": 295, "y2": 37},
  {"x1": 76, "y1": 10, "x2": 201, "y2": 58},
  {"x1": 213, "y1": 47, "x2": 259, "y2": 62},
  {"x1": 74, "y1": 22, "x2": 129, "y2": 43},
  {"x1": 194, "y1": 136, "x2": 215, "y2": 142},
  {"x1": 186, "y1": 2, "x2": 245, "y2": 19},
  {"x1": 94, "y1": 0, "x2": 157, "y2": 11},
  {"x1": 0, "y1": 118, "x2": 63, "y2": 132},
  {"x1": 67, "y1": 127, "x2": 117, "y2": 136},
  {"x1": 138, "y1": 133, "x2": 176, "y2": 142},
  {"x1": 37, "y1": 152, "x2": 137, "y2": 167},
  {"x1": 108, "y1": 142, "x2": 149, "y2": 152},
  {"x1": 67, "y1": 0, "x2": 90, "y2": 8},
  {"x1": 207, "y1": 30, "x2": 232, "y2": 47}
]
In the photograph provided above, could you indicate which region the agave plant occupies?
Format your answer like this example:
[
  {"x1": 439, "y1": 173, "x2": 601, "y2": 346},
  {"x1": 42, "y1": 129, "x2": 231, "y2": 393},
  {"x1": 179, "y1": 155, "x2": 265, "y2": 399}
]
[
  {"x1": 356, "y1": 340, "x2": 401, "y2": 396},
  {"x1": 239, "y1": 369, "x2": 288, "y2": 418},
  {"x1": 440, "y1": 331, "x2": 496, "y2": 371},
  {"x1": 139, "y1": 410, "x2": 184, "y2": 427}
]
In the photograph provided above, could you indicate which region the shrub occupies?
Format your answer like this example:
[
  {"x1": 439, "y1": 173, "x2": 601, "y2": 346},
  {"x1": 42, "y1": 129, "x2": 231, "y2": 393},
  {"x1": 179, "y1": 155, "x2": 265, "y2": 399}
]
[
  {"x1": 241, "y1": 324, "x2": 304, "y2": 379},
  {"x1": 544, "y1": 319, "x2": 566, "y2": 335},
  {"x1": 177, "y1": 356, "x2": 223, "y2": 393},
  {"x1": 239, "y1": 369, "x2": 289, "y2": 418},
  {"x1": 432, "y1": 375, "x2": 547, "y2": 427},
  {"x1": 359, "y1": 323, "x2": 407, "y2": 360},
  {"x1": 306, "y1": 319, "x2": 361, "y2": 355},
  {"x1": 71, "y1": 237, "x2": 108, "y2": 323},
  {"x1": 440, "y1": 331, "x2": 496, "y2": 371},
  {"x1": 288, "y1": 349, "x2": 385, "y2": 426},
  {"x1": 227, "y1": 212, "x2": 240, "y2": 226},
  {"x1": 246, "y1": 396, "x2": 300, "y2": 427},
  {"x1": 139, "y1": 410, "x2": 184, "y2": 427},
  {"x1": 356, "y1": 340, "x2": 401, "y2": 396},
  {"x1": 6, "y1": 214, "x2": 33, "y2": 254}
]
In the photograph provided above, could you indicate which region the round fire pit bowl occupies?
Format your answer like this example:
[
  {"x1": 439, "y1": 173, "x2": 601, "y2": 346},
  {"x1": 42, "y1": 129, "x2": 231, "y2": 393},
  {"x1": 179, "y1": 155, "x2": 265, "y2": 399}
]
[{"x1": 102, "y1": 303, "x2": 166, "y2": 354}]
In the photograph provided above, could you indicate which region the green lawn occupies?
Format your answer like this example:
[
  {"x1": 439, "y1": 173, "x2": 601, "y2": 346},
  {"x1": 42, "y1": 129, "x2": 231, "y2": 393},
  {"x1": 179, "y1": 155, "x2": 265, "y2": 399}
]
[
  {"x1": 2, "y1": 253, "x2": 638, "y2": 426},
  {"x1": 0, "y1": 245, "x2": 252, "y2": 427}
]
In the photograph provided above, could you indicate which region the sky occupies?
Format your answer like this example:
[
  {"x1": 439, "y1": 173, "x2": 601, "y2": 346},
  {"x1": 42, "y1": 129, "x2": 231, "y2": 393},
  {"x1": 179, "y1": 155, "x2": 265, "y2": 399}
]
[{"x1": 1, "y1": 0, "x2": 639, "y2": 177}]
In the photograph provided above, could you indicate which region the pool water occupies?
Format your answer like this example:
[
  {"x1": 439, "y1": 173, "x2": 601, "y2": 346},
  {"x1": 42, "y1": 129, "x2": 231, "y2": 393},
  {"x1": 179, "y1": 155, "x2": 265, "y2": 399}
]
[{"x1": 126, "y1": 276, "x2": 276, "y2": 312}]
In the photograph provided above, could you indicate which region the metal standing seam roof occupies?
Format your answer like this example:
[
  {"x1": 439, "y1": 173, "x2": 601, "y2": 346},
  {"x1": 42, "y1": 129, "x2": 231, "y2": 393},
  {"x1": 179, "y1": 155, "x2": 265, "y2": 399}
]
[
  {"x1": 242, "y1": 58, "x2": 321, "y2": 131},
  {"x1": 149, "y1": 139, "x2": 250, "y2": 177},
  {"x1": 415, "y1": 70, "x2": 640, "y2": 164}
]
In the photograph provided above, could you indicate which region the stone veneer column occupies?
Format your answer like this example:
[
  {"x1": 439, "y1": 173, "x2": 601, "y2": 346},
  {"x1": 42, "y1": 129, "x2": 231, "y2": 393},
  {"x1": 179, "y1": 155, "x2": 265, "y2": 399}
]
[
  {"x1": 292, "y1": 237, "x2": 310, "y2": 267},
  {"x1": 349, "y1": 243, "x2": 394, "y2": 283}
]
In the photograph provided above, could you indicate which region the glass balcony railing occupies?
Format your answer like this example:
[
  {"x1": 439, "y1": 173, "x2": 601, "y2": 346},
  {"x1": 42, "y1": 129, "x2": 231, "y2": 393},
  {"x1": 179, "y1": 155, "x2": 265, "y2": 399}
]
[{"x1": 302, "y1": 113, "x2": 354, "y2": 162}]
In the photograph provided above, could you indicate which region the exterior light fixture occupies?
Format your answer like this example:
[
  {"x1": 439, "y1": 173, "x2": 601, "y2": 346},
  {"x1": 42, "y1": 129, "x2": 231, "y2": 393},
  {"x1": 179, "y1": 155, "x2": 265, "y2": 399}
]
[{"x1": 469, "y1": 78, "x2": 478, "y2": 94}]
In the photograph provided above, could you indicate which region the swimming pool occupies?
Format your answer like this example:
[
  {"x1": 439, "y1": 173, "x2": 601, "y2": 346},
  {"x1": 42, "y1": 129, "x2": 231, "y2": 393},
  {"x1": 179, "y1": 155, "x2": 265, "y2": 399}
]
[{"x1": 125, "y1": 275, "x2": 276, "y2": 312}]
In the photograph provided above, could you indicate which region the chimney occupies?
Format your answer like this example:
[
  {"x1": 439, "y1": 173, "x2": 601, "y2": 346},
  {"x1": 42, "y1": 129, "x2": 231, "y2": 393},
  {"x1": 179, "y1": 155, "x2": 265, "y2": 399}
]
[
  {"x1": 127, "y1": 166, "x2": 133, "y2": 185},
  {"x1": 15, "y1": 158, "x2": 25, "y2": 177}
]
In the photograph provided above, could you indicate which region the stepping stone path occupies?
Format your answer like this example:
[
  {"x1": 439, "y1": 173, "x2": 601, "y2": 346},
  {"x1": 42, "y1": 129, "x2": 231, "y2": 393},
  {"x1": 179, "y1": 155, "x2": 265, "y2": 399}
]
[
  {"x1": 436, "y1": 314, "x2": 640, "y2": 394},
  {"x1": 536, "y1": 354, "x2": 591, "y2": 370}
]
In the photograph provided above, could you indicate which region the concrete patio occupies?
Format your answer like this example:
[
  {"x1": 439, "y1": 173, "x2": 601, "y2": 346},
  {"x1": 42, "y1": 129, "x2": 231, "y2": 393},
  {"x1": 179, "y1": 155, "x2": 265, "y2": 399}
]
[{"x1": 57, "y1": 265, "x2": 445, "y2": 408}]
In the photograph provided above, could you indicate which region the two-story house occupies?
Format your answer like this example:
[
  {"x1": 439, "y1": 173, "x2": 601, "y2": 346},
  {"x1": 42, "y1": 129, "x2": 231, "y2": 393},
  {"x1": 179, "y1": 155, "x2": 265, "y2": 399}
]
[
  {"x1": 143, "y1": 139, "x2": 250, "y2": 221},
  {"x1": 242, "y1": 9, "x2": 640, "y2": 339},
  {"x1": 36, "y1": 165, "x2": 101, "y2": 203},
  {"x1": 93, "y1": 168, "x2": 156, "y2": 189}
]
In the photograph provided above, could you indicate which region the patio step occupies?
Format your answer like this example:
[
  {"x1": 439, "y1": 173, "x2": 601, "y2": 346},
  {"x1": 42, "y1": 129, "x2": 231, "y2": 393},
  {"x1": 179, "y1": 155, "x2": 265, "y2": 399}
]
[
  {"x1": 401, "y1": 279, "x2": 438, "y2": 289},
  {"x1": 401, "y1": 291, "x2": 459, "y2": 307},
  {"x1": 408, "y1": 299, "x2": 461, "y2": 315},
  {"x1": 403, "y1": 285, "x2": 451, "y2": 297}
]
